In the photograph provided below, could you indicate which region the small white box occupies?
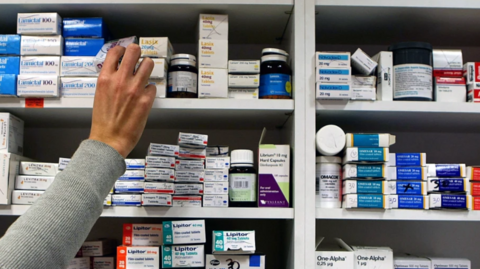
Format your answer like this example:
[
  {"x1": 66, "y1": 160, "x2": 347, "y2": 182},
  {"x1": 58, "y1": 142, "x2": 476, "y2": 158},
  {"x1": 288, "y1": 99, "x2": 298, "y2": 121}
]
[
  {"x1": 58, "y1": 158, "x2": 70, "y2": 170},
  {"x1": 20, "y1": 56, "x2": 60, "y2": 75},
  {"x1": 60, "y1": 56, "x2": 98, "y2": 77},
  {"x1": 204, "y1": 182, "x2": 228, "y2": 195},
  {"x1": 206, "y1": 254, "x2": 265, "y2": 269},
  {"x1": 351, "y1": 246, "x2": 393, "y2": 269},
  {"x1": 316, "y1": 82, "x2": 351, "y2": 99},
  {"x1": 175, "y1": 159, "x2": 205, "y2": 170},
  {"x1": 372, "y1": 51, "x2": 393, "y2": 101},
  {"x1": 67, "y1": 257, "x2": 90, "y2": 269},
  {"x1": 429, "y1": 194, "x2": 472, "y2": 210},
  {"x1": 212, "y1": 230, "x2": 255, "y2": 254},
  {"x1": 172, "y1": 195, "x2": 202, "y2": 207},
  {"x1": 139, "y1": 37, "x2": 174, "y2": 61},
  {"x1": 15, "y1": 175, "x2": 54, "y2": 190},
  {"x1": 147, "y1": 143, "x2": 179, "y2": 157},
  {"x1": 316, "y1": 51, "x2": 351, "y2": 68},
  {"x1": 122, "y1": 223, "x2": 163, "y2": 246},
  {"x1": 433, "y1": 49, "x2": 463, "y2": 77},
  {"x1": 317, "y1": 68, "x2": 351, "y2": 83},
  {"x1": 198, "y1": 40, "x2": 228, "y2": 68},
  {"x1": 228, "y1": 88, "x2": 259, "y2": 99},
  {"x1": 81, "y1": 239, "x2": 115, "y2": 257},
  {"x1": 428, "y1": 257, "x2": 470, "y2": 269},
  {"x1": 162, "y1": 220, "x2": 206, "y2": 244},
  {"x1": 206, "y1": 146, "x2": 229, "y2": 157},
  {"x1": 144, "y1": 182, "x2": 174, "y2": 194},
  {"x1": 118, "y1": 170, "x2": 145, "y2": 180},
  {"x1": 204, "y1": 169, "x2": 229, "y2": 182},
  {"x1": 351, "y1": 48, "x2": 377, "y2": 75},
  {"x1": 315, "y1": 238, "x2": 354, "y2": 269},
  {"x1": 199, "y1": 68, "x2": 228, "y2": 98},
  {"x1": 139, "y1": 58, "x2": 168, "y2": 79},
  {"x1": 198, "y1": 14, "x2": 228, "y2": 40},
  {"x1": 179, "y1": 147, "x2": 206, "y2": 159},
  {"x1": 434, "y1": 77, "x2": 466, "y2": 102},
  {"x1": 203, "y1": 195, "x2": 228, "y2": 207},
  {"x1": 228, "y1": 75, "x2": 259, "y2": 88},
  {"x1": 17, "y1": 13, "x2": 62, "y2": 35},
  {"x1": 352, "y1": 75, "x2": 376, "y2": 88},
  {"x1": 125, "y1": 159, "x2": 145, "y2": 170},
  {"x1": 111, "y1": 194, "x2": 142, "y2": 206},
  {"x1": 12, "y1": 190, "x2": 44, "y2": 205},
  {"x1": 20, "y1": 162, "x2": 58, "y2": 176},
  {"x1": 148, "y1": 79, "x2": 166, "y2": 98},
  {"x1": 17, "y1": 75, "x2": 60, "y2": 97},
  {"x1": 0, "y1": 153, "x2": 31, "y2": 204},
  {"x1": 174, "y1": 183, "x2": 203, "y2": 194},
  {"x1": 343, "y1": 147, "x2": 389, "y2": 164},
  {"x1": 0, "y1": 113, "x2": 24, "y2": 155},
  {"x1": 117, "y1": 246, "x2": 159, "y2": 269},
  {"x1": 61, "y1": 77, "x2": 97, "y2": 98},
  {"x1": 21, "y1": 35, "x2": 63, "y2": 56},
  {"x1": 144, "y1": 168, "x2": 175, "y2": 182},
  {"x1": 228, "y1": 60, "x2": 260, "y2": 74},
  {"x1": 468, "y1": 83, "x2": 480, "y2": 102},
  {"x1": 394, "y1": 256, "x2": 431, "y2": 269},
  {"x1": 342, "y1": 194, "x2": 387, "y2": 209},
  {"x1": 104, "y1": 194, "x2": 111, "y2": 206},
  {"x1": 142, "y1": 193, "x2": 172, "y2": 206},
  {"x1": 175, "y1": 171, "x2": 205, "y2": 183},
  {"x1": 351, "y1": 88, "x2": 376, "y2": 101},
  {"x1": 426, "y1": 163, "x2": 466, "y2": 177},
  {"x1": 114, "y1": 181, "x2": 144, "y2": 193},
  {"x1": 205, "y1": 157, "x2": 230, "y2": 169},
  {"x1": 178, "y1": 132, "x2": 208, "y2": 148},
  {"x1": 162, "y1": 245, "x2": 205, "y2": 268},
  {"x1": 145, "y1": 156, "x2": 176, "y2": 169},
  {"x1": 91, "y1": 257, "x2": 114, "y2": 269}
]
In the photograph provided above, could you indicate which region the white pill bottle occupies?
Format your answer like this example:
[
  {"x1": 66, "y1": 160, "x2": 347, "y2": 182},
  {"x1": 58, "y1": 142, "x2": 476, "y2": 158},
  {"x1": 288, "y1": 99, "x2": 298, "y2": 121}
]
[{"x1": 316, "y1": 156, "x2": 342, "y2": 208}]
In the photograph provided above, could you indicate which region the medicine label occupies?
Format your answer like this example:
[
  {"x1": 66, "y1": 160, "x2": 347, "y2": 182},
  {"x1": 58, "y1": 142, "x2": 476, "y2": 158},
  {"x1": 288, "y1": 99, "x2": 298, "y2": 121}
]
[
  {"x1": 428, "y1": 178, "x2": 467, "y2": 193},
  {"x1": 345, "y1": 180, "x2": 383, "y2": 194},
  {"x1": 430, "y1": 164, "x2": 464, "y2": 177},
  {"x1": 162, "y1": 245, "x2": 204, "y2": 268},
  {"x1": 259, "y1": 74, "x2": 291, "y2": 98},
  {"x1": 393, "y1": 64, "x2": 433, "y2": 99},
  {"x1": 390, "y1": 153, "x2": 425, "y2": 166},
  {"x1": 162, "y1": 220, "x2": 206, "y2": 245},
  {"x1": 213, "y1": 231, "x2": 255, "y2": 254},
  {"x1": 168, "y1": 71, "x2": 197, "y2": 94},
  {"x1": 229, "y1": 174, "x2": 256, "y2": 202},
  {"x1": 389, "y1": 195, "x2": 427, "y2": 209},
  {"x1": 344, "y1": 164, "x2": 385, "y2": 179},
  {"x1": 391, "y1": 167, "x2": 425, "y2": 180},
  {"x1": 123, "y1": 224, "x2": 163, "y2": 246},
  {"x1": 388, "y1": 181, "x2": 425, "y2": 195}
]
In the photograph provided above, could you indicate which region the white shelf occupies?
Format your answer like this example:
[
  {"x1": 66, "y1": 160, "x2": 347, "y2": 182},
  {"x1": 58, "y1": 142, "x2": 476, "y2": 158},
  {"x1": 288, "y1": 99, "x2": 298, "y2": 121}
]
[
  {"x1": 316, "y1": 208, "x2": 480, "y2": 222},
  {"x1": 315, "y1": 0, "x2": 480, "y2": 9},
  {"x1": 0, "y1": 205, "x2": 294, "y2": 219},
  {"x1": 0, "y1": 0, "x2": 292, "y2": 4}
]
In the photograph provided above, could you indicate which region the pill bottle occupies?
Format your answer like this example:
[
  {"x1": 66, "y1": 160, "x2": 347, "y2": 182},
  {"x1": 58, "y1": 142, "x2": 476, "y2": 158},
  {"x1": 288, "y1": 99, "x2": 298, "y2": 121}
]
[
  {"x1": 171, "y1": 53, "x2": 196, "y2": 62},
  {"x1": 262, "y1": 48, "x2": 289, "y2": 57},
  {"x1": 259, "y1": 54, "x2": 292, "y2": 99},
  {"x1": 316, "y1": 125, "x2": 346, "y2": 156},
  {"x1": 229, "y1": 149, "x2": 257, "y2": 207},
  {"x1": 388, "y1": 42, "x2": 433, "y2": 101},
  {"x1": 316, "y1": 156, "x2": 342, "y2": 208},
  {"x1": 167, "y1": 58, "x2": 198, "y2": 98}
]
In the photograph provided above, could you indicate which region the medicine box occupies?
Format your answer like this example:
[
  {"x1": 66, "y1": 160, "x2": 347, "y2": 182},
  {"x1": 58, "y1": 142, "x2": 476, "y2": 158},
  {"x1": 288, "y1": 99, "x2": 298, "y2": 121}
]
[
  {"x1": 351, "y1": 76, "x2": 376, "y2": 101},
  {"x1": 175, "y1": 170, "x2": 205, "y2": 183},
  {"x1": 206, "y1": 254, "x2": 265, "y2": 269},
  {"x1": 471, "y1": 182, "x2": 480, "y2": 196},
  {"x1": 117, "y1": 246, "x2": 159, "y2": 269},
  {"x1": 0, "y1": 74, "x2": 17, "y2": 97},
  {"x1": 316, "y1": 51, "x2": 350, "y2": 69},
  {"x1": 173, "y1": 195, "x2": 202, "y2": 207},
  {"x1": 179, "y1": 147, "x2": 207, "y2": 159},
  {"x1": 386, "y1": 167, "x2": 427, "y2": 181},
  {"x1": 352, "y1": 75, "x2": 376, "y2": 88},
  {"x1": 60, "y1": 57, "x2": 98, "y2": 77},
  {"x1": 104, "y1": 194, "x2": 111, "y2": 206},
  {"x1": 147, "y1": 143, "x2": 179, "y2": 157},
  {"x1": 94, "y1": 36, "x2": 138, "y2": 72},
  {"x1": 203, "y1": 194, "x2": 228, "y2": 207},
  {"x1": 351, "y1": 48, "x2": 378, "y2": 75},
  {"x1": 111, "y1": 194, "x2": 142, "y2": 206},
  {"x1": 427, "y1": 178, "x2": 468, "y2": 193},
  {"x1": 228, "y1": 60, "x2": 260, "y2": 74},
  {"x1": 81, "y1": 239, "x2": 114, "y2": 257},
  {"x1": 123, "y1": 223, "x2": 163, "y2": 246},
  {"x1": 388, "y1": 153, "x2": 426, "y2": 167},
  {"x1": 64, "y1": 38, "x2": 105, "y2": 57},
  {"x1": 342, "y1": 164, "x2": 386, "y2": 180},
  {"x1": 0, "y1": 113, "x2": 24, "y2": 155},
  {"x1": 125, "y1": 159, "x2": 145, "y2": 170},
  {"x1": 343, "y1": 147, "x2": 389, "y2": 164},
  {"x1": 63, "y1": 18, "x2": 105, "y2": 38},
  {"x1": 198, "y1": 68, "x2": 228, "y2": 98},
  {"x1": 178, "y1": 132, "x2": 208, "y2": 148},
  {"x1": 388, "y1": 195, "x2": 429, "y2": 209},
  {"x1": 228, "y1": 88, "x2": 259, "y2": 99},
  {"x1": 114, "y1": 181, "x2": 144, "y2": 193},
  {"x1": 148, "y1": 79, "x2": 166, "y2": 98},
  {"x1": 0, "y1": 153, "x2": 31, "y2": 204},
  {"x1": 144, "y1": 168, "x2": 175, "y2": 181},
  {"x1": 145, "y1": 156, "x2": 176, "y2": 169},
  {"x1": 434, "y1": 77, "x2": 466, "y2": 102},
  {"x1": 21, "y1": 35, "x2": 63, "y2": 56},
  {"x1": 315, "y1": 82, "x2": 351, "y2": 99},
  {"x1": 59, "y1": 158, "x2": 71, "y2": 171},
  {"x1": 67, "y1": 257, "x2": 90, "y2": 269},
  {"x1": 207, "y1": 146, "x2": 229, "y2": 157},
  {"x1": 138, "y1": 58, "x2": 167, "y2": 79},
  {"x1": 473, "y1": 196, "x2": 480, "y2": 210},
  {"x1": 15, "y1": 175, "x2": 54, "y2": 190},
  {"x1": 387, "y1": 181, "x2": 427, "y2": 195},
  {"x1": 20, "y1": 162, "x2": 58, "y2": 176},
  {"x1": 174, "y1": 183, "x2": 204, "y2": 194},
  {"x1": 433, "y1": 49, "x2": 463, "y2": 77},
  {"x1": 142, "y1": 194, "x2": 172, "y2": 206},
  {"x1": 351, "y1": 87, "x2": 376, "y2": 101},
  {"x1": 427, "y1": 164, "x2": 466, "y2": 177},
  {"x1": 162, "y1": 245, "x2": 205, "y2": 268},
  {"x1": 162, "y1": 219, "x2": 206, "y2": 245},
  {"x1": 212, "y1": 230, "x2": 256, "y2": 254},
  {"x1": 61, "y1": 77, "x2": 97, "y2": 97},
  {"x1": 394, "y1": 256, "x2": 431, "y2": 269},
  {"x1": 0, "y1": 35, "x2": 21, "y2": 55},
  {"x1": 17, "y1": 75, "x2": 60, "y2": 97},
  {"x1": 205, "y1": 157, "x2": 230, "y2": 169},
  {"x1": 342, "y1": 180, "x2": 387, "y2": 195},
  {"x1": 342, "y1": 194, "x2": 387, "y2": 209},
  {"x1": 467, "y1": 84, "x2": 480, "y2": 103},
  {"x1": 12, "y1": 190, "x2": 44, "y2": 205},
  {"x1": 175, "y1": 159, "x2": 204, "y2": 170},
  {"x1": 140, "y1": 37, "x2": 174, "y2": 61},
  {"x1": 204, "y1": 182, "x2": 228, "y2": 195},
  {"x1": 17, "y1": 13, "x2": 62, "y2": 35},
  {"x1": 428, "y1": 257, "x2": 471, "y2": 269},
  {"x1": 258, "y1": 128, "x2": 290, "y2": 207},
  {"x1": 91, "y1": 257, "x2": 114, "y2": 269},
  {"x1": 144, "y1": 182, "x2": 174, "y2": 194},
  {"x1": 228, "y1": 75, "x2": 260, "y2": 88},
  {"x1": 346, "y1": 133, "x2": 396, "y2": 148},
  {"x1": 198, "y1": 14, "x2": 228, "y2": 40},
  {"x1": 351, "y1": 246, "x2": 393, "y2": 269},
  {"x1": 317, "y1": 68, "x2": 351, "y2": 83},
  {"x1": 0, "y1": 56, "x2": 20, "y2": 74},
  {"x1": 315, "y1": 238, "x2": 354, "y2": 269},
  {"x1": 118, "y1": 170, "x2": 144, "y2": 180},
  {"x1": 463, "y1": 62, "x2": 480, "y2": 85},
  {"x1": 205, "y1": 169, "x2": 229, "y2": 181},
  {"x1": 429, "y1": 194, "x2": 472, "y2": 210},
  {"x1": 372, "y1": 51, "x2": 393, "y2": 101},
  {"x1": 198, "y1": 40, "x2": 228, "y2": 68}
]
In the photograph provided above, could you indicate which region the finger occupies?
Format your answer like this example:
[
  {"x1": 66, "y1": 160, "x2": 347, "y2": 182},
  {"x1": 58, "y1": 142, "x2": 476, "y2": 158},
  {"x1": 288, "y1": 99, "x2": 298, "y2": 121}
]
[
  {"x1": 101, "y1": 46, "x2": 126, "y2": 74},
  {"x1": 119, "y1": 44, "x2": 141, "y2": 77},
  {"x1": 135, "y1": 57, "x2": 155, "y2": 86},
  {"x1": 144, "y1": 83, "x2": 157, "y2": 100}
]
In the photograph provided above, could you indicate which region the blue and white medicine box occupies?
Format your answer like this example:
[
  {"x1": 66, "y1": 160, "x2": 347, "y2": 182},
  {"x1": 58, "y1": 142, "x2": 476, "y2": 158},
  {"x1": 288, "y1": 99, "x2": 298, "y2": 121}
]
[
  {"x1": 387, "y1": 181, "x2": 427, "y2": 195},
  {"x1": 343, "y1": 194, "x2": 387, "y2": 209},
  {"x1": 346, "y1": 133, "x2": 396, "y2": 148},
  {"x1": 64, "y1": 38, "x2": 105, "y2": 56},
  {"x1": 63, "y1": 18, "x2": 106, "y2": 38},
  {"x1": 316, "y1": 51, "x2": 350, "y2": 69},
  {"x1": 0, "y1": 35, "x2": 21, "y2": 55},
  {"x1": 0, "y1": 57, "x2": 20, "y2": 74},
  {"x1": 317, "y1": 68, "x2": 351, "y2": 83},
  {"x1": 343, "y1": 180, "x2": 386, "y2": 195},
  {"x1": 316, "y1": 82, "x2": 351, "y2": 100},
  {"x1": 343, "y1": 164, "x2": 386, "y2": 179},
  {"x1": 427, "y1": 178, "x2": 468, "y2": 193},
  {"x1": 388, "y1": 195, "x2": 429, "y2": 209},
  {"x1": 386, "y1": 166, "x2": 427, "y2": 180},
  {"x1": 427, "y1": 163, "x2": 466, "y2": 177},
  {"x1": 118, "y1": 170, "x2": 144, "y2": 180},
  {"x1": 343, "y1": 147, "x2": 389, "y2": 164},
  {"x1": 388, "y1": 153, "x2": 426, "y2": 167},
  {"x1": 0, "y1": 74, "x2": 17, "y2": 97},
  {"x1": 429, "y1": 194, "x2": 471, "y2": 210}
]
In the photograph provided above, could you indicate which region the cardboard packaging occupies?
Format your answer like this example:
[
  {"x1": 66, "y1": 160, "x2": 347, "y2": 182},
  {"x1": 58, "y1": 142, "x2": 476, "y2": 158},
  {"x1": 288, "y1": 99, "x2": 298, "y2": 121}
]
[
  {"x1": 67, "y1": 257, "x2": 90, "y2": 269},
  {"x1": 206, "y1": 146, "x2": 229, "y2": 157},
  {"x1": 342, "y1": 164, "x2": 386, "y2": 180},
  {"x1": 111, "y1": 194, "x2": 142, "y2": 206},
  {"x1": 342, "y1": 194, "x2": 387, "y2": 209},
  {"x1": 162, "y1": 245, "x2": 204, "y2": 268},
  {"x1": 204, "y1": 169, "x2": 229, "y2": 182},
  {"x1": 426, "y1": 164, "x2": 466, "y2": 177},
  {"x1": 203, "y1": 195, "x2": 228, "y2": 207},
  {"x1": 198, "y1": 40, "x2": 228, "y2": 68},
  {"x1": 81, "y1": 239, "x2": 115, "y2": 257},
  {"x1": 228, "y1": 60, "x2": 260, "y2": 74},
  {"x1": 343, "y1": 148, "x2": 389, "y2": 164},
  {"x1": 17, "y1": 13, "x2": 62, "y2": 35},
  {"x1": 351, "y1": 246, "x2": 393, "y2": 269},
  {"x1": 125, "y1": 159, "x2": 146, "y2": 170},
  {"x1": 117, "y1": 246, "x2": 159, "y2": 269},
  {"x1": 315, "y1": 82, "x2": 351, "y2": 99},
  {"x1": 142, "y1": 194, "x2": 172, "y2": 206},
  {"x1": 434, "y1": 77, "x2": 466, "y2": 102},
  {"x1": 198, "y1": 68, "x2": 228, "y2": 98},
  {"x1": 63, "y1": 18, "x2": 106, "y2": 38},
  {"x1": 386, "y1": 167, "x2": 427, "y2": 181},
  {"x1": 316, "y1": 51, "x2": 350, "y2": 69},
  {"x1": 174, "y1": 183, "x2": 204, "y2": 194},
  {"x1": 351, "y1": 48, "x2": 377, "y2": 75},
  {"x1": 228, "y1": 75, "x2": 260, "y2": 88},
  {"x1": 17, "y1": 75, "x2": 60, "y2": 97},
  {"x1": 0, "y1": 113, "x2": 24, "y2": 155},
  {"x1": 91, "y1": 257, "x2": 114, "y2": 269},
  {"x1": 59, "y1": 157, "x2": 72, "y2": 171},
  {"x1": 228, "y1": 88, "x2": 259, "y2": 99},
  {"x1": 0, "y1": 153, "x2": 31, "y2": 204},
  {"x1": 21, "y1": 35, "x2": 63, "y2": 56},
  {"x1": 175, "y1": 159, "x2": 205, "y2": 170},
  {"x1": 144, "y1": 168, "x2": 175, "y2": 182},
  {"x1": 388, "y1": 153, "x2": 426, "y2": 167},
  {"x1": 0, "y1": 74, "x2": 17, "y2": 97},
  {"x1": 315, "y1": 238, "x2": 354, "y2": 269},
  {"x1": 388, "y1": 195, "x2": 429, "y2": 209},
  {"x1": 394, "y1": 256, "x2": 431, "y2": 269},
  {"x1": 212, "y1": 230, "x2": 256, "y2": 254},
  {"x1": 118, "y1": 170, "x2": 145, "y2": 180},
  {"x1": 345, "y1": 133, "x2": 395, "y2": 148},
  {"x1": 206, "y1": 254, "x2": 265, "y2": 269},
  {"x1": 372, "y1": 51, "x2": 393, "y2": 101},
  {"x1": 463, "y1": 62, "x2": 480, "y2": 85},
  {"x1": 178, "y1": 147, "x2": 207, "y2": 159},
  {"x1": 103, "y1": 194, "x2": 111, "y2": 206},
  {"x1": 114, "y1": 181, "x2": 144, "y2": 193},
  {"x1": 0, "y1": 56, "x2": 20, "y2": 74},
  {"x1": 162, "y1": 220, "x2": 206, "y2": 245},
  {"x1": 15, "y1": 175, "x2": 54, "y2": 190},
  {"x1": 123, "y1": 223, "x2": 163, "y2": 246},
  {"x1": 94, "y1": 36, "x2": 138, "y2": 72},
  {"x1": 205, "y1": 157, "x2": 230, "y2": 169},
  {"x1": 138, "y1": 58, "x2": 168, "y2": 79},
  {"x1": 0, "y1": 35, "x2": 21, "y2": 55},
  {"x1": 433, "y1": 49, "x2": 463, "y2": 77},
  {"x1": 317, "y1": 68, "x2": 351, "y2": 83},
  {"x1": 145, "y1": 156, "x2": 176, "y2": 169},
  {"x1": 198, "y1": 14, "x2": 228, "y2": 40},
  {"x1": 178, "y1": 132, "x2": 208, "y2": 148},
  {"x1": 64, "y1": 38, "x2": 105, "y2": 57},
  {"x1": 427, "y1": 178, "x2": 468, "y2": 193},
  {"x1": 143, "y1": 182, "x2": 174, "y2": 194},
  {"x1": 147, "y1": 143, "x2": 179, "y2": 157},
  {"x1": 20, "y1": 162, "x2": 58, "y2": 176},
  {"x1": 12, "y1": 190, "x2": 44, "y2": 205},
  {"x1": 61, "y1": 77, "x2": 97, "y2": 97},
  {"x1": 172, "y1": 195, "x2": 202, "y2": 207},
  {"x1": 204, "y1": 182, "x2": 228, "y2": 195},
  {"x1": 387, "y1": 181, "x2": 427, "y2": 195},
  {"x1": 139, "y1": 37, "x2": 174, "y2": 61},
  {"x1": 428, "y1": 257, "x2": 470, "y2": 269},
  {"x1": 60, "y1": 56, "x2": 98, "y2": 77},
  {"x1": 429, "y1": 194, "x2": 472, "y2": 210}
]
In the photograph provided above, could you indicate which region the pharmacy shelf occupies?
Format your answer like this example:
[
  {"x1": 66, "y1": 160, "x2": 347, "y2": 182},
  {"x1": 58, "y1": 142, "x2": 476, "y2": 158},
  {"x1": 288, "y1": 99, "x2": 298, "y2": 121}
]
[
  {"x1": 0, "y1": 0, "x2": 292, "y2": 4},
  {"x1": 0, "y1": 205, "x2": 294, "y2": 219},
  {"x1": 0, "y1": 98, "x2": 294, "y2": 128},
  {"x1": 315, "y1": 0, "x2": 480, "y2": 8},
  {"x1": 315, "y1": 101, "x2": 480, "y2": 132},
  {"x1": 316, "y1": 208, "x2": 480, "y2": 222}
]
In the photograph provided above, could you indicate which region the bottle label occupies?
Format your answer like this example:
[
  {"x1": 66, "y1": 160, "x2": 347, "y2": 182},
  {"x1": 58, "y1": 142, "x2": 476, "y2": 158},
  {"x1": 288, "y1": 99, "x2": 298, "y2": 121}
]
[
  {"x1": 168, "y1": 71, "x2": 197, "y2": 93},
  {"x1": 259, "y1": 73, "x2": 292, "y2": 97},
  {"x1": 393, "y1": 64, "x2": 432, "y2": 99},
  {"x1": 229, "y1": 174, "x2": 256, "y2": 202},
  {"x1": 318, "y1": 169, "x2": 340, "y2": 203}
]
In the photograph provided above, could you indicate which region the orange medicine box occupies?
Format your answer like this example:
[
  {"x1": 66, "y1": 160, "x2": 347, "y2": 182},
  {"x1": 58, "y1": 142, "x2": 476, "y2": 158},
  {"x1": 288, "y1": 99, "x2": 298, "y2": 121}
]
[
  {"x1": 473, "y1": 196, "x2": 480, "y2": 210},
  {"x1": 467, "y1": 166, "x2": 480, "y2": 180}
]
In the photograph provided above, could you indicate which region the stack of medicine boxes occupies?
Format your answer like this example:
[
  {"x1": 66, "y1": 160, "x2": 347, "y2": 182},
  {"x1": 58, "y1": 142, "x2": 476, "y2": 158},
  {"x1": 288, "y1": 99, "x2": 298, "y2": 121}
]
[
  {"x1": 12, "y1": 161, "x2": 58, "y2": 205},
  {"x1": 427, "y1": 163, "x2": 471, "y2": 210},
  {"x1": 227, "y1": 60, "x2": 260, "y2": 99},
  {"x1": 112, "y1": 159, "x2": 145, "y2": 206},
  {"x1": 341, "y1": 133, "x2": 394, "y2": 209},
  {"x1": 17, "y1": 13, "x2": 63, "y2": 98},
  {"x1": 139, "y1": 36, "x2": 174, "y2": 98},
  {"x1": 315, "y1": 51, "x2": 352, "y2": 100},
  {"x1": 144, "y1": 143, "x2": 177, "y2": 207},
  {"x1": 198, "y1": 14, "x2": 229, "y2": 98},
  {"x1": 350, "y1": 48, "x2": 378, "y2": 101},
  {"x1": 468, "y1": 166, "x2": 480, "y2": 210},
  {"x1": 203, "y1": 146, "x2": 230, "y2": 207},
  {"x1": 60, "y1": 18, "x2": 106, "y2": 98},
  {"x1": 71, "y1": 239, "x2": 115, "y2": 269},
  {"x1": 174, "y1": 132, "x2": 208, "y2": 207},
  {"x1": 0, "y1": 35, "x2": 20, "y2": 97},
  {"x1": 119, "y1": 222, "x2": 164, "y2": 269}
]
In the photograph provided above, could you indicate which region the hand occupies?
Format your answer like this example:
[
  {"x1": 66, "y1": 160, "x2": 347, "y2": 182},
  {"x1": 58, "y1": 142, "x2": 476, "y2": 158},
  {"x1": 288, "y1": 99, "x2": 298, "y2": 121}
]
[{"x1": 89, "y1": 44, "x2": 156, "y2": 158}]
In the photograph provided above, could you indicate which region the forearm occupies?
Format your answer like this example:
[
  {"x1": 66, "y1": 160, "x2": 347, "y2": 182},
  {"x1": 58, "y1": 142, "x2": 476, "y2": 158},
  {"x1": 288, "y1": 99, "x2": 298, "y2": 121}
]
[{"x1": 0, "y1": 140, "x2": 125, "y2": 269}]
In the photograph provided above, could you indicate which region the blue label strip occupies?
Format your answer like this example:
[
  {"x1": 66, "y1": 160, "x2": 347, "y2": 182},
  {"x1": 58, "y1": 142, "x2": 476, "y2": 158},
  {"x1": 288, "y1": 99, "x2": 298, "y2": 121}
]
[
  {"x1": 396, "y1": 167, "x2": 424, "y2": 180},
  {"x1": 394, "y1": 153, "x2": 422, "y2": 166},
  {"x1": 353, "y1": 134, "x2": 380, "y2": 147},
  {"x1": 396, "y1": 195, "x2": 425, "y2": 209},
  {"x1": 394, "y1": 181, "x2": 423, "y2": 195},
  {"x1": 358, "y1": 148, "x2": 386, "y2": 162},
  {"x1": 357, "y1": 195, "x2": 384, "y2": 208}
]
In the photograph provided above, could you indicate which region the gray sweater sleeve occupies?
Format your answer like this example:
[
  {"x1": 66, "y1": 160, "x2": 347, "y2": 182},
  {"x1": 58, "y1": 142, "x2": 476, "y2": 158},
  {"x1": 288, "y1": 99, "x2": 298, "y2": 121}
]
[{"x1": 0, "y1": 139, "x2": 126, "y2": 269}]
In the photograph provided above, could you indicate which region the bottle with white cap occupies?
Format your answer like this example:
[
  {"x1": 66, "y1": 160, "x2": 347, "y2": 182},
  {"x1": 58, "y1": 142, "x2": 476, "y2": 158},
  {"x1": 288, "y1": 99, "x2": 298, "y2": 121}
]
[
  {"x1": 316, "y1": 156, "x2": 342, "y2": 208},
  {"x1": 229, "y1": 149, "x2": 257, "y2": 207}
]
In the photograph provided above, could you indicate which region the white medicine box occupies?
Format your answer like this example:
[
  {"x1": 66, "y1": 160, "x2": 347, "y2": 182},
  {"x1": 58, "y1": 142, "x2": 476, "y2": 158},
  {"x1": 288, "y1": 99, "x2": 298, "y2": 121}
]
[
  {"x1": 198, "y1": 68, "x2": 228, "y2": 98},
  {"x1": 351, "y1": 245, "x2": 394, "y2": 269},
  {"x1": 198, "y1": 14, "x2": 228, "y2": 40},
  {"x1": 0, "y1": 152, "x2": 31, "y2": 205},
  {"x1": 315, "y1": 238, "x2": 354, "y2": 269},
  {"x1": 0, "y1": 113, "x2": 24, "y2": 155},
  {"x1": 434, "y1": 77, "x2": 466, "y2": 102},
  {"x1": 198, "y1": 40, "x2": 228, "y2": 69}
]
